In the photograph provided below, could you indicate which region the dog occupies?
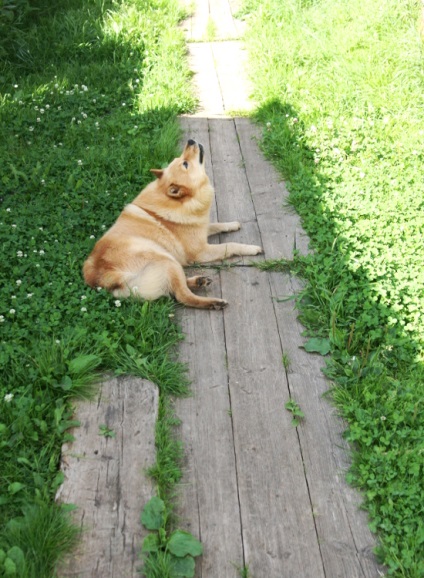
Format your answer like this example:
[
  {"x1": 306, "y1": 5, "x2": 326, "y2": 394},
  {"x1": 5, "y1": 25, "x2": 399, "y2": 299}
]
[{"x1": 83, "y1": 139, "x2": 263, "y2": 309}]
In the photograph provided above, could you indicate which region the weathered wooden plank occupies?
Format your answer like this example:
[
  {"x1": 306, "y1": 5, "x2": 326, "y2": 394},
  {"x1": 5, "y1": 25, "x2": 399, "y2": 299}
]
[
  {"x1": 181, "y1": 0, "x2": 209, "y2": 42},
  {"x1": 269, "y1": 272, "x2": 383, "y2": 576},
  {"x1": 208, "y1": 119, "x2": 262, "y2": 252},
  {"x1": 209, "y1": 0, "x2": 239, "y2": 40},
  {"x1": 187, "y1": 43, "x2": 224, "y2": 117},
  {"x1": 212, "y1": 42, "x2": 254, "y2": 112},
  {"x1": 289, "y1": 373, "x2": 384, "y2": 578},
  {"x1": 235, "y1": 117, "x2": 305, "y2": 259},
  {"x1": 175, "y1": 305, "x2": 244, "y2": 578},
  {"x1": 57, "y1": 376, "x2": 158, "y2": 578},
  {"x1": 221, "y1": 266, "x2": 325, "y2": 578}
]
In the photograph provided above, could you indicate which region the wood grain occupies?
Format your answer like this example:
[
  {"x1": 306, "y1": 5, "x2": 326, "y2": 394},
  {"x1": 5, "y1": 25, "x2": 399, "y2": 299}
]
[{"x1": 56, "y1": 377, "x2": 158, "y2": 578}]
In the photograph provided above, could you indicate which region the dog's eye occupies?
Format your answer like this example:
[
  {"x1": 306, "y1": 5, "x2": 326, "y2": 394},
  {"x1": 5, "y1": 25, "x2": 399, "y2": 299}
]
[{"x1": 182, "y1": 161, "x2": 189, "y2": 169}]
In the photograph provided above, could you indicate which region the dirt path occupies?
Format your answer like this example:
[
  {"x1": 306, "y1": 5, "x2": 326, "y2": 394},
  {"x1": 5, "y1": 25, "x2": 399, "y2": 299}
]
[{"x1": 175, "y1": 2, "x2": 384, "y2": 577}]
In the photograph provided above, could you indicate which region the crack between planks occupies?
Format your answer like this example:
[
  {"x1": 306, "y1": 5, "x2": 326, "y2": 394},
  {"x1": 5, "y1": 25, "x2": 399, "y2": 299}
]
[{"x1": 236, "y1": 117, "x2": 328, "y2": 578}]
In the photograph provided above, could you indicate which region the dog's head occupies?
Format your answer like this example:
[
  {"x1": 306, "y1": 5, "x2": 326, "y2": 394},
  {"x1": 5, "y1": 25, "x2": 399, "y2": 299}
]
[{"x1": 150, "y1": 139, "x2": 208, "y2": 201}]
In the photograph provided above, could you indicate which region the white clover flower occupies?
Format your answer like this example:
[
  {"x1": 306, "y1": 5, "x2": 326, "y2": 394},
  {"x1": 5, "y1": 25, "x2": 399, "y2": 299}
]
[
  {"x1": 27, "y1": 293, "x2": 33, "y2": 298},
  {"x1": 36, "y1": 118, "x2": 41, "y2": 122},
  {"x1": 81, "y1": 295, "x2": 87, "y2": 300},
  {"x1": 29, "y1": 126, "x2": 34, "y2": 132},
  {"x1": 4, "y1": 393, "x2": 14, "y2": 402},
  {"x1": 11, "y1": 295, "x2": 16, "y2": 299},
  {"x1": 40, "y1": 108, "x2": 45, "y2": 114},
  {"x1": 55, "y1": 339, "x2": 60, "y2": 344},
  {"x1": 114, "y1": 300, "x2": 121, "y2": 307},
  {"x1": 0, "y1": 315, "x2": 5, "y2": 323},
  {"x1": 9, "y1": 308, "x2": 16, "y2": 314},
  {"x1": 16, "y1": 279, "x2": 21, "y2": 286},
  {"x1": 6, "y1": 208, "x2": 11, "y2": 212},
  {"x1": 39, "y1": 249, "x2": 45, "y2": 255},
  {"x1": 90, "y1": 235, "x2": 95, "y2": 239},
  {"x1": 11, "y1": 224, "x2": 16, "y2": 228},
  {"x1": 17, "y1": 251, "x2": 23, "y2": 257},
  {"x1": 78, "y1": 160, "x2": 83, "y2": 165},
  {"x1": 81, "y1": 306, "x2": 87, "y2": 312}
]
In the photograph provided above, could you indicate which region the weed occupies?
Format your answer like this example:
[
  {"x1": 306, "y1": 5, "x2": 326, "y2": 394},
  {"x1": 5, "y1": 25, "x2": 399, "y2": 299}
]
[
  {"x1": 140, "y1": 496, "x2": 202, "y2": 578},
  {"x1": 282, "y1": 353, "x2": 290, "y2": 371},
  {"x1": 285, "y1": 399, "x2": 305, "y2": 427},
  {"x1": 98, "y1": 424, "x2": 116, "y2": 438}
]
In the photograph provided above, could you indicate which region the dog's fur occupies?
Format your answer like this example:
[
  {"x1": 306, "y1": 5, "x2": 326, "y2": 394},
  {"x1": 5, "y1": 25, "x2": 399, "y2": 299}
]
[{"x1": 83, "y1": 139, "x2": 263, "y2": 309}]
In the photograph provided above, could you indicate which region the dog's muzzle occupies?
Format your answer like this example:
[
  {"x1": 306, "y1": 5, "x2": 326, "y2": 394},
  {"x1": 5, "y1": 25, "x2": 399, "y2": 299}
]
[{"x1": 187, "y1": 139, "x2": 204, "y2": 164}]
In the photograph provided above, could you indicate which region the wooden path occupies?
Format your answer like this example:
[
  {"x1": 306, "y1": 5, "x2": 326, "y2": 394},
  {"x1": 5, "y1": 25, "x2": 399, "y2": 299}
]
[
  {"x1": 56, "y1": 1, "x2": 384, "y2": 577},
  {"x1": 175, "y1": 1, "x2": 384, "y2": 577}
]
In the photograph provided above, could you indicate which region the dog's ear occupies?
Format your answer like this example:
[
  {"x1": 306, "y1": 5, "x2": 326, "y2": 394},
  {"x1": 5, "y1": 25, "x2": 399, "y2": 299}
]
[
  {"x1": 167, "y1": 185, "x2": 187, "y2": 199},
  {"x1": 150, "y1": 169, "x2": 164, "y2": 179}
]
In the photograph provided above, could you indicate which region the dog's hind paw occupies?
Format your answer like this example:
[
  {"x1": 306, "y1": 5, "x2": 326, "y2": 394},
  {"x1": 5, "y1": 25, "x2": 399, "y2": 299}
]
[
  {"x1": 187, "y1": 275, "x2": 213, "y2": 289},
  {"x1": 196, "y1": 276, "x2": 213, "y2": 287}
]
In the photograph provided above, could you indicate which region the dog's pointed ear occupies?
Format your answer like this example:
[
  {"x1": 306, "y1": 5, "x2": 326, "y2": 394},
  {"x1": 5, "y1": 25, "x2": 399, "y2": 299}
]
[
  {"x1": 167, "y1": 185, "x2": 186, "y2": 199},
  {"x1": 150, "y1": 169, "x2": 164, "y2": 179}
]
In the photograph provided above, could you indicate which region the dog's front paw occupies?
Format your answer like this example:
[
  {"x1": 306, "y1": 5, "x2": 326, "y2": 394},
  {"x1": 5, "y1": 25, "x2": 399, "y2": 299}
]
[
  {"x1": 247, "y1": 245, "x2": 264, "y2": 255},
  {"x1": 228, "y1": 221, "x2": 241, "y2": 232}
]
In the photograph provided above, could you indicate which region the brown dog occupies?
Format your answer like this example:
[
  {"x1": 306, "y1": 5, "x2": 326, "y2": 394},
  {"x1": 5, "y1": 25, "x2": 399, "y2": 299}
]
[{"x1": 83, "y1": 139, "x2": 263, "y2": 309}]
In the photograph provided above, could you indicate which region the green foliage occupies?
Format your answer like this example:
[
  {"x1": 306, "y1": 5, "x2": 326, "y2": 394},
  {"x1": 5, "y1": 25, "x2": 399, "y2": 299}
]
[
  {"x1": 243, "y1": 0, "x2": 424, "y2": 575},
  {"x1": 285, "y1": 399, "x2": 305, "y2": 427},
  {"x1": 141, "y1": 497, "x2": 203, "y2": 578},
  {"x1": 0, "y1": 0, "x2": 194, "y2": 576}
]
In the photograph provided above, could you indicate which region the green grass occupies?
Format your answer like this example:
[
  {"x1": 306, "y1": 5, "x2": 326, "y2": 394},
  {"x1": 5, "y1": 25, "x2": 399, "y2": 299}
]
[
  {"x1": 0, "y1": 0, "x2": 195, "y2": 575},
  {"x1": 242, "y1": 0, "x2": 424, "y2": 575}
]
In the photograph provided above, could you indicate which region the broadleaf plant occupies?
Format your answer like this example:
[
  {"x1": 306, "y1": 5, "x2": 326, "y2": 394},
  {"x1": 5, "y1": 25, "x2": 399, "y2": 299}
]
[{"x1": 140, "y1": 497, "x2": 203, "y2": 578}]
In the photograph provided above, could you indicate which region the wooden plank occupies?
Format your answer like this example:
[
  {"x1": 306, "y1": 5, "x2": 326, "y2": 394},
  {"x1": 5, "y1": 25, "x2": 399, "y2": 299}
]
[
  {"x1": 235, "y1": 117, "x2": 305, "y2": 259},
  {"x1": 221, "y1": 266, "x2": 325, "y2": 578},
  {"x1": 175, "y1": 306, "x2": 244, "y2": 578},
  {"x1": 208, "y1": 119, "x2": 262, "y2": 252},
  {"x1": 57, "y1": 376, "x2": 158, "y2": 578},
  {"x1": 181, "y1": 0, "x2": 209, "y2": 41},
  {"x1": 210, "y1": 0, "x2": 239, "y2": 40},
  {"x1": 212, "y1": 43, "x2": 254, "y2": 112},
  {"x1": 269, "y1": 272, "x2": 383, "y2": 576},
  {"x1": 289, "y1": 373, "x2": 384, "y2": 578},
  {"x1": 187, "y1": 43, "x2": 224, "y2": 117}
]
